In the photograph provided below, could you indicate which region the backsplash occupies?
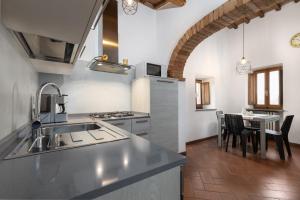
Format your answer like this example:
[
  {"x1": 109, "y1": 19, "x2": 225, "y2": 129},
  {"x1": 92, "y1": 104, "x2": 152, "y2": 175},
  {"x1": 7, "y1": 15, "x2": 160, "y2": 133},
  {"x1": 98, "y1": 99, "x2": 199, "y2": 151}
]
[
  {"x1": 39, "y1": 60, "x2": 133, "y2": 114},
  {"x1": 0, "y1": 14, "x2": 38, "y2": 141}
]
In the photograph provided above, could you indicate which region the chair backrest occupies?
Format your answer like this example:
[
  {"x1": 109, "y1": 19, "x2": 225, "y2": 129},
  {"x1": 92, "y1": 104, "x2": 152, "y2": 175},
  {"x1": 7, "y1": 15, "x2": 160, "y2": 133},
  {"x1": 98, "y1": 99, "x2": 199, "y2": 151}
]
[
  {"x1": 225, "y1": 114, "x2": 232, "y2": 132},
  {"x1": 230, "y1": 115, "x2": 245, "y2": 136},
  {"x1": 281, "y1": 115, "x2": 294, "y2": 137},
  {"x1": 216, "y1": 110, "x2": 223, "y2": 118}
]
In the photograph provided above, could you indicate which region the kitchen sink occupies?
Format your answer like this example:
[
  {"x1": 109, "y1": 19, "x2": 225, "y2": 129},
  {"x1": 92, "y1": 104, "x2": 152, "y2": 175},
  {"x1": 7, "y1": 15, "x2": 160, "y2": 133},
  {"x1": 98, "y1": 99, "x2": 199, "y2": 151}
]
[{"x1": 5, "y1": 123, "x2": 128, "y2": 160}]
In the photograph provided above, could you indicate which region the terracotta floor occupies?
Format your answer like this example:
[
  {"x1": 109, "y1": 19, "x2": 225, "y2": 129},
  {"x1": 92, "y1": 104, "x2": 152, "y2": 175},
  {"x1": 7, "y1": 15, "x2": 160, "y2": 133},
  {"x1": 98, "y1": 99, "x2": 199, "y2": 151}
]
[{"x1": 183, "y1": 138, "x2": 300, "y2": 200}]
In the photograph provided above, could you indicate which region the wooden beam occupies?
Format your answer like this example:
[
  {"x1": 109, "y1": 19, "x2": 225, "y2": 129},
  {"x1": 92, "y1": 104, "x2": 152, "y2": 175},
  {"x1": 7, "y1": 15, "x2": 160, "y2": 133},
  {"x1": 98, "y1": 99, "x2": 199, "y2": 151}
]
[
  {"x1": 168, "y1": 0, "x2": 186, "y2": 6},
  {"x1": 140, "y1": 0, "x2": 186, "y2": 9},
  {"x1": 228, "y1": 23, "x2": 238, "y2": 29},
  {"x1": 275, "y1": 3, "x2": 282, "y2": 11}
]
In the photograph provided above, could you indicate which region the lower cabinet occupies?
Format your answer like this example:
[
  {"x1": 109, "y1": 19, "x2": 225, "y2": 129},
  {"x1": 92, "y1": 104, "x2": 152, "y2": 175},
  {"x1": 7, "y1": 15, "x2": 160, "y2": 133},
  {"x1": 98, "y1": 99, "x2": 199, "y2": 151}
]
[
  {"x1": 107, "y1": 117, "x2": 151, "y2": 140},
  {"x1": 95, "y1": 167, "x2": 181, "y2": 200},
  {"x1": 108, "y1": 119, "x2": 132, "y2": 132}
]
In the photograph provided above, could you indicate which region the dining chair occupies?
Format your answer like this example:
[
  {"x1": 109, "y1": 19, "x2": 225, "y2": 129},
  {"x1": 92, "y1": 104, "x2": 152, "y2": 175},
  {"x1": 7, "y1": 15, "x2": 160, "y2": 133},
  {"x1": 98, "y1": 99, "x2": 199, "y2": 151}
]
[
  {"x1": 225, "y1": 114, "x2": 257, "y2": 157},
  {"x1": 216, "y1": 111, "x2": 227, "y2": 141},
  {"x1": 265, "y1": 115, "x2": 294, "y2": 160}
]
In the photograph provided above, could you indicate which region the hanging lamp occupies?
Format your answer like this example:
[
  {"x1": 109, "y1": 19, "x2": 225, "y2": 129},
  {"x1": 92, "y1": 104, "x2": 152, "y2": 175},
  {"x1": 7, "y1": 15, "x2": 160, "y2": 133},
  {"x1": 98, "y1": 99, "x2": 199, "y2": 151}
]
[
  {"x1": 122, "y1": 0, "x2": 138, "y2": 15},
  {"x1": 236, "y1": 20, "x2": 252, "y2": 75}
]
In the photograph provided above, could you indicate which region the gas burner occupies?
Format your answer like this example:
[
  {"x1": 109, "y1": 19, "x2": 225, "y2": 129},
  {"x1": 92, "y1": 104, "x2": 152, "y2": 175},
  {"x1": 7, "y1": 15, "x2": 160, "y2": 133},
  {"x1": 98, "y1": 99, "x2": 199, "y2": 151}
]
[{"x1": 90, "y1": 111, "x2": 134, "y2": 119}]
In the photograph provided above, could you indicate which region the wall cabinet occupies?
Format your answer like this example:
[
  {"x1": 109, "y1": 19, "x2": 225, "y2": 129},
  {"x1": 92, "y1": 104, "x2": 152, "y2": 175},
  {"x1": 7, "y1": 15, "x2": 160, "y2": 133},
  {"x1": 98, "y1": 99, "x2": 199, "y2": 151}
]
[{"x1": 79, "y1": 25, "x2": 100, "y2": 62}]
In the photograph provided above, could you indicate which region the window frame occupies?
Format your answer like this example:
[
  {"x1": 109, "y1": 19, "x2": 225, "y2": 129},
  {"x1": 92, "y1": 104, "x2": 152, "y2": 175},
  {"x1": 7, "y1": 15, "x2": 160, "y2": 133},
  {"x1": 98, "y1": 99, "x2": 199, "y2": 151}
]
[
  {"x1": 249, "y1": 66, "x2": 283, "y2": 110},
  {"x1": 195, "y1": 79, "x2": 211, "y2": 110},
  {"x1": 195, "y1": 79, "x2": 203, "y2": 109}
]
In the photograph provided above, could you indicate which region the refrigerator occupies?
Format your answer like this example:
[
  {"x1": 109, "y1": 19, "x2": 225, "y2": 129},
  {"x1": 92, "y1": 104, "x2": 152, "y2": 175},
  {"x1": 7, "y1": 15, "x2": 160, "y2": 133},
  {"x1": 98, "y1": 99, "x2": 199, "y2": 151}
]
[{"x1": 132, "y1": 76, "x2": 179, "y2": 152}]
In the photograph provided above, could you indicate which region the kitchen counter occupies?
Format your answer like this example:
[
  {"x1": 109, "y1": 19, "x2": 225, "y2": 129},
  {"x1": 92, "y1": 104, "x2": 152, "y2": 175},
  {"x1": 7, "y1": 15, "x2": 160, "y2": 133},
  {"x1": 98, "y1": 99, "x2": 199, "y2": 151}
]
[{"x1": 0, "y1": 115, "x2": 185, "y2": 199}]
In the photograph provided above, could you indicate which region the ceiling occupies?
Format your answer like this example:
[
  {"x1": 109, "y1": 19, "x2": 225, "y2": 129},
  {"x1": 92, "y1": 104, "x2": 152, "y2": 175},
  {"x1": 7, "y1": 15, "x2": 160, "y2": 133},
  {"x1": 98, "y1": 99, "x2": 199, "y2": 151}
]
[{"x1": 139, "y1": 0, "x2": 186, "y2": 10}]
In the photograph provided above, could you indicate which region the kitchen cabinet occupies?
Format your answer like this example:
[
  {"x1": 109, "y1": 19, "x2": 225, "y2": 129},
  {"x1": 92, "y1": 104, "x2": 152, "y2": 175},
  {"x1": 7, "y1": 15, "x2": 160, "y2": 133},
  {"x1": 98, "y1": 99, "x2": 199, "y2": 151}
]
[
  {"x1": 108, "y1": 119, "x2": 132, "y2": 133},
  {"x1": 2, "y1": 0, "x2": 105, "y2": 74},
  {"x1": 79, "y1": 25, "x2": 101, "y2": 62},
  {"x1": 131, "y1": 118, "x2": 151, "y2": 134},
  {"x1": 132, "y1": 118, "x2": 151, "y2": 140},
  {"x1": 106, "y1": 117, "x2": 151, "y2": 140}
]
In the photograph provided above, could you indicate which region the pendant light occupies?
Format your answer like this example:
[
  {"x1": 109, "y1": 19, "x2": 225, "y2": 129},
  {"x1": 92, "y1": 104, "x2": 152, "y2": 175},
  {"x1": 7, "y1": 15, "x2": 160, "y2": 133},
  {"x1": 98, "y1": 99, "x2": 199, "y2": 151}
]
[
  {"x1": 236, "y1": 20, "x2": 252, "y2": 75},
  {"x1": 122, "y1": 0, "x2": 138, "y2": 15}
]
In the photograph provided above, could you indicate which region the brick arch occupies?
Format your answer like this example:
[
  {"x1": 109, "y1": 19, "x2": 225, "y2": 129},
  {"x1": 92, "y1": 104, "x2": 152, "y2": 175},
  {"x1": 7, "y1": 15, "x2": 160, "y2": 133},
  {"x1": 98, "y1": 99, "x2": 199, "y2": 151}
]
[{"x1": 168, "y1": 0, "x2": 297, "y2": 80}]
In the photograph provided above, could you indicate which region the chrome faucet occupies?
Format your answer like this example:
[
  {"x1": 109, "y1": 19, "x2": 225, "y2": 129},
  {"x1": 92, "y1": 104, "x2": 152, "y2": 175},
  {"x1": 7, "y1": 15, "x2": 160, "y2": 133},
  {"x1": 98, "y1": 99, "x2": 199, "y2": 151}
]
[
  {"x1": 35, "y1": 82, "x2": 62, "y2": 121},
  {"x1": 30, "y1": 83, "x2": 62, "y2": 151}
]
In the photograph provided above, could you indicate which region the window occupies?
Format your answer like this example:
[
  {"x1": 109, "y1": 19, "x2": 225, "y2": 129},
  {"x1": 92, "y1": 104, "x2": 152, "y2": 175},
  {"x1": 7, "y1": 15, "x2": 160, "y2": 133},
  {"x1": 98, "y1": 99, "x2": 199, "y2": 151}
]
[
  {"x1": 248, "y1": 66, "x2": 283, "y2": 109},
  {"x1": 195, "y1": 80, "x2": 210, "y2": 109}
]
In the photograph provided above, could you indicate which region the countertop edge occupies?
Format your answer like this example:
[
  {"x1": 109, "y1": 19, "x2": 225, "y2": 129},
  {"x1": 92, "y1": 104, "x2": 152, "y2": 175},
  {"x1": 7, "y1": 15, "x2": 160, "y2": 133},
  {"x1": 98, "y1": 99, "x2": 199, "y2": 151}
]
[{"x1": 72, "y1": 159, "x2": 186, "y2": 199}]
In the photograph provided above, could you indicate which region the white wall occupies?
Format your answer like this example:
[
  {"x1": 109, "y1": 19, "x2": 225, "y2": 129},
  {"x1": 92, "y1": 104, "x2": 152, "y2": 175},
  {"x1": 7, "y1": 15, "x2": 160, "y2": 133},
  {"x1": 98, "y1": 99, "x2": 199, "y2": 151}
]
[
  {"x1": 151, "y1": 1, "x2": 300, "y2": 145},
  {"x1": 118, "y1": 2, "x2": 158, "y2": 65},
  {"x1": 166, "y1": 2, "x2": 300, "y2": 143},
  {"x1": 0, "y1": 0, "x2": 38, "y2": 140},
  {"x1": 39, "y1": 61, "x2": 133, "y2": 114},
  {"x1": 156, "y1": 0, "x2": 226, "y2": 65}
]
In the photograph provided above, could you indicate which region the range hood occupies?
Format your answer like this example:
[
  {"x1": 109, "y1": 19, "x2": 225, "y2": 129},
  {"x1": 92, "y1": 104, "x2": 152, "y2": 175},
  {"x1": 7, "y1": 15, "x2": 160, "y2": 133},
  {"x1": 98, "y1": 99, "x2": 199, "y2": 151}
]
[
  {"x1": 1, "y1": 0, "x2": 108, "y2": 74},
  {"x1": 88, "y1": 0, "x2": 131, "y2": 74}
]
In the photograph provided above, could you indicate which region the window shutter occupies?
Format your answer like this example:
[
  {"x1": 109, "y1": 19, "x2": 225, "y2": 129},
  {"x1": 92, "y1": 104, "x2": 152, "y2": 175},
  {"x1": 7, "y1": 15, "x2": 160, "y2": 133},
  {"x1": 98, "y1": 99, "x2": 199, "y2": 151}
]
[
  {"x1": 248, "y1": 73, "x2": 256, "y2": 105},
  {"x1": 202, "y1": 82, "x2": 210, "y2": 105}
]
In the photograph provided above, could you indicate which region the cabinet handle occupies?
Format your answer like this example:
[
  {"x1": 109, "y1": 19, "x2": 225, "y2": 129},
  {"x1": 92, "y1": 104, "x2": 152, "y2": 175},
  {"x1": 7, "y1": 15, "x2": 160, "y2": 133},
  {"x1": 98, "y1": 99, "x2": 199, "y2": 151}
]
[
  {"x1": 136, "y1": 120, "x2": 148, "y2": 124},
  {"x1": 91, "y1": 0, "x2": 110, "y2": 30},
  {"x1": 79, "y1": 45, "x2": 86, "y2": 58},
  {"x1": 157, "y1": 80, "x2": 175, "y2": 84},
  {"x1": 112, "y1": 122, "x2": 125, "y2": 126},
  {"x1": 136, "y1": 132, "x2": 148, "y2": 136}
]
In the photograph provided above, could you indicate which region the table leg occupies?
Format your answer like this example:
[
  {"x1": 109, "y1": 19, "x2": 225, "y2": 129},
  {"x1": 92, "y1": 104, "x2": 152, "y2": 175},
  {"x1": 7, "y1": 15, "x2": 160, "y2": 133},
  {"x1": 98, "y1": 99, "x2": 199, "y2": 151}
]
[
  {"x1": 218, "y1": 117, "x2": 222, "y2": 147},
  {"x1": 260, "y1": 120, "x2": 266, "y2": 159}
]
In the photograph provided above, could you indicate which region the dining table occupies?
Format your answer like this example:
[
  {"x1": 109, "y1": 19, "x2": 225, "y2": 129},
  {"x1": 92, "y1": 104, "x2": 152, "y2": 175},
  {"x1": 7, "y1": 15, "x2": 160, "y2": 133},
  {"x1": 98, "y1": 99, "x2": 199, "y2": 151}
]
[{"x1": 217, "y1": 113, "x2": 281, "y2": 159}]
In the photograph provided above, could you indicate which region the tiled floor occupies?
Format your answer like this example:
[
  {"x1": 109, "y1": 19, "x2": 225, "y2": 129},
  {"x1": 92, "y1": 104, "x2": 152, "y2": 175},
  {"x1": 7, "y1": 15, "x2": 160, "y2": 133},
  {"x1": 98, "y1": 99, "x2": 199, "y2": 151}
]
[{"x1": 183, "y1": 138, "x2": 300, "y2": 200}]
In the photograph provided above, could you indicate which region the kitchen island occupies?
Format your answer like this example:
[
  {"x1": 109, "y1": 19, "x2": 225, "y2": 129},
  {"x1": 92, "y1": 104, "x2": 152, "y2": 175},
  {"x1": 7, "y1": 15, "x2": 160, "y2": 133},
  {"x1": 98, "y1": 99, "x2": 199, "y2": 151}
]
[{"x1": 0, "y1": 115, "x2": 185, "y2": 199}]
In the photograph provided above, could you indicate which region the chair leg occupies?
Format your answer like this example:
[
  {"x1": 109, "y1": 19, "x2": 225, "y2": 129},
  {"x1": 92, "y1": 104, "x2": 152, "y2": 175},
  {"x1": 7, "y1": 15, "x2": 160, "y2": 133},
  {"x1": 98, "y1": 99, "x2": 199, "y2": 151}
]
[
  {"x1": 283, "y1": 136, "x2": 292, "y2": 157},
  {"x1": 241, "y1": 134, "x2": 247, "y2": 158},
  {"x1": 251, "y1": 133, "x2": 257, "y2": 154},
  {"x1": 232, "y1": 135, "x2": 237, "y2": 148},
  {"x1": 255, "y1": 133, "x2": 260, "y2": 151},
  {"x1": 266, "y1": 135, "x2": 269, "y2": 151},
  {"x1": 223, "y1": 129, "x2": 227, "y2": 141},
  {"x1": 225, "y1": 133, "x2": 230, "y2": 152},
  {"x1": 275, "y1": 136, "x2": 285, "y2": 160}
]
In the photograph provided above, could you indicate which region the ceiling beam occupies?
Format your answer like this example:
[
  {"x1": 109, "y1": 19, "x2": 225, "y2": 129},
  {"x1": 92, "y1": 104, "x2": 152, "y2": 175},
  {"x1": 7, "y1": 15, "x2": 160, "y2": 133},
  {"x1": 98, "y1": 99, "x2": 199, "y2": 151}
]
[{"x1": 140, "y1": 0, "x2": 186, "y2": 10}]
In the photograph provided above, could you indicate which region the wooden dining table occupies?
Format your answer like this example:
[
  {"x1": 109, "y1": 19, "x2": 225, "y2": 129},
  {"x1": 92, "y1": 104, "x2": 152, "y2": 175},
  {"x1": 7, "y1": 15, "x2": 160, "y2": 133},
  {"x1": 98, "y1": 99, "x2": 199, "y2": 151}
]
[{"x1": 217, "y1": 113, "x2": 281, "y2": 159}]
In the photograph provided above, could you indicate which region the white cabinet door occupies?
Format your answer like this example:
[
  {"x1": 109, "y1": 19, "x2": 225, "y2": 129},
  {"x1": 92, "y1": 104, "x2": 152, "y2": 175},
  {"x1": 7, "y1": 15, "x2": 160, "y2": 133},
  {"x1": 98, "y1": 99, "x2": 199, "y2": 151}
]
[
  {"x1": 132, "y1": 118, "x2": 151, "y2": 134},
  {"x1": 150, "y1": 78, "x2": 178, "y2": 152},
  {"x1": 79, "y1": 25, "x2": 99, "y2": 61}
]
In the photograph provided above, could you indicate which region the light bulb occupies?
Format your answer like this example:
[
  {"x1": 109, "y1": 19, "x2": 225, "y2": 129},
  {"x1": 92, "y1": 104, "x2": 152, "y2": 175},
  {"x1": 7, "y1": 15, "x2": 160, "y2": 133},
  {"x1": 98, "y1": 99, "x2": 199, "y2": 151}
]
[
  {"x1": 126, "y1": 0, "x2": 134, "y2": 6},
  {"x1": 240, "y1": 57, "x2": 247, "y2": 65}
]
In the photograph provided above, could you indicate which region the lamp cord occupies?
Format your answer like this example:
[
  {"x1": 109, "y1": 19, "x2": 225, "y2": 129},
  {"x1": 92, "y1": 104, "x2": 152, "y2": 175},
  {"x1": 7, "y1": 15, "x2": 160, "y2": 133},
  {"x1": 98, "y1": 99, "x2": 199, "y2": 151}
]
[{"x1": 243, "y1": 22, "x2": 245, "y2": 58}]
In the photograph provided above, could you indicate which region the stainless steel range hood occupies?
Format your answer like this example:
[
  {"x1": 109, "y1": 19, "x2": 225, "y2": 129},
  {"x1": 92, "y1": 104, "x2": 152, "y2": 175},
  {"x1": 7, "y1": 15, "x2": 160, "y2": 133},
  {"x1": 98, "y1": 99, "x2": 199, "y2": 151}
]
[{"x1": 88, "y1": 0, "x2": 131, "y2": 74}]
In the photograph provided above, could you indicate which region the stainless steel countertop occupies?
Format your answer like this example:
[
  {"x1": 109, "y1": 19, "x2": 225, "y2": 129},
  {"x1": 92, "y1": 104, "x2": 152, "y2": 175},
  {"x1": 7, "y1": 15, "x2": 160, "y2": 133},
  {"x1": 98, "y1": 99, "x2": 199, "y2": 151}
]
[{"x1": 0, "y1": 115, "x2": 185, "y2": 199}]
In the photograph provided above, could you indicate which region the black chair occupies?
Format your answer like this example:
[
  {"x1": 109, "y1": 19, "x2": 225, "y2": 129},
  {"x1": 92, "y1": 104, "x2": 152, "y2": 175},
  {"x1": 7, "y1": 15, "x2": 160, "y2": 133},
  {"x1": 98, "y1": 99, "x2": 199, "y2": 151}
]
[
  {"x1": 225, "y1": 114, "x2": 257, "y2": 157},
  {"x1": 216, "y1": 111, "x2": 227, "y2": 141},
  {"x1": 265, "y1": 115, "x2": 294, "y2": 160}
]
